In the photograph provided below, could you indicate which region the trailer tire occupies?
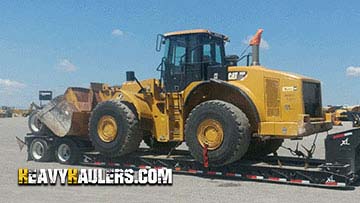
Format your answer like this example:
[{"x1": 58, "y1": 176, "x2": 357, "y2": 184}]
[
  {"x1": 89, "y1": 100, "x2": 142, "y2": 157},
  {"x1": 185, "y1": 100, "x2": 251, "y2": 167},
  {"x1": 245, "y1": 138, "x2": 284, "y2": 158},
  {"x1": 55, "y1": 138, "x2": 81, "y2": 165},
  {"x1": 29, "y1": 138, "x2": 53, "y2": 162}
]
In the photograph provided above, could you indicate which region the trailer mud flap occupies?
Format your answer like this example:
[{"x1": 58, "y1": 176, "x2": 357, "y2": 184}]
[
  {"x1": 325, "y1": 128, "x2": 360, "y2": 176},
  {"x1": 15, "y1": 136, "x2": 26, "y2": 151}
]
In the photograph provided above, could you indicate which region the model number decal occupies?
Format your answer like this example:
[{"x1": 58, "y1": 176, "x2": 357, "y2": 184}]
[{"x1": 282, "y1": 86, "x2": 297, "y2": 92}]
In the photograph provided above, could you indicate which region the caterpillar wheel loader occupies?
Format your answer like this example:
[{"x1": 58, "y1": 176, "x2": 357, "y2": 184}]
[{"x1": 28, "y1": 29, "x2": 332, "y2": 167}]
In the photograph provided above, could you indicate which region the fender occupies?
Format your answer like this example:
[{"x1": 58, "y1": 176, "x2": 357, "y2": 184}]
[
  {"x1": 118, "y1": 89, "x2": 153, "y2": 119},
  {"x1": 184, "y1": 79, "x2": 260, "y2": 124}
]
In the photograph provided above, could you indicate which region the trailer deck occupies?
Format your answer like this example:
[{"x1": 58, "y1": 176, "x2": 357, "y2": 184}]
[
  {"x1": 20, "y1": 128, "x2": 360, "y2": 190},
  {"x1": 78, "y1": 149, "x2": 357, "y2": 190}
]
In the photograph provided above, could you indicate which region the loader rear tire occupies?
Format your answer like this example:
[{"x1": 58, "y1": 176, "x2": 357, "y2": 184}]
[
  {"x1": 245, "y1": 138, "x2": 284, "y2": 158},
  {"x1": 185, "y1": 100, "x2": 251, "y2": 167},
  {"x1": 89, "y1": 100, "x2": 142, "y2": 157}
]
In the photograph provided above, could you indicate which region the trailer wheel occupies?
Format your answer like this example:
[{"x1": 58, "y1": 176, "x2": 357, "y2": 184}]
[
  {"x1": 89, "y1": 100, "x2": 142, "y2": 157},
  {"x1": 29, "y1": 138, "x2": 52, "y2": 162},
  {"x1": 143, "y1": 132, "x2": 179, "y2": 153},
  {"x1": 55, "y1": 139, "x2": 81, "y2": 165},
  {"x1": 245, "y1": 138, "x2": 284, "y2": 158},
  {"x1": 185, "y1": 100, "x2": 251, "y2": 167}
]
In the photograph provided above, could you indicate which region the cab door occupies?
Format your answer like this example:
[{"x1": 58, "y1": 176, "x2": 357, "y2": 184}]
[{"x1": 164, "y1": 36, "x2": 187, "y2": 92}]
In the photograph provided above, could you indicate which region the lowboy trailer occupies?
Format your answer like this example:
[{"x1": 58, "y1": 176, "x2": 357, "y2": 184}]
[{"x1": 19, "y1": 128, "x2": 360, "y2": 189}]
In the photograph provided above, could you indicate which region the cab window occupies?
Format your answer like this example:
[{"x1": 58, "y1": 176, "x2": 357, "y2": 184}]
[{"x1": 215, "y1": 43, "x2": 222, "y2": 64}]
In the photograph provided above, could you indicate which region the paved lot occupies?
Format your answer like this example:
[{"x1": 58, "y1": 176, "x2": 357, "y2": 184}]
[{"x1": 0, "y1": 117, "x2": 359, "y2": 203}]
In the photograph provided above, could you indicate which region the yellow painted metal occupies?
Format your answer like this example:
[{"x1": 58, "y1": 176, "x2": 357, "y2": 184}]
[
  {"x1": 164, "y1": 29, "x2": 229, "y2": 41},
  {"x1": 225, "y1": 65, "x2": 329, "y2": 137},
  {"x1": 335, "y1": 109, "x2": 348, "y2": 119},
  {"x1": 226, "y1": 65, "x2": 308, "y2": 124},
  {"x1": 97, "y1": 115, "x2": 118, "y2": 142},
  {"x1": 180, "y1": 65, "x2": 331, "y2": 138},
  {"x1": 64, "y1": 87, "x2": 93, "y2": 112},
  {"x1": 57, "y1": 31, "x2": 332, "y2": 141},
  {"x1": 59, "y1": 62, "x2": 330, "y2": 141},
  {"x1": 325, "y1": 113, "x2": 333, "y2": 122},
  {"x1": 164, "y1": 92, "x2": 183, "y2": 141},
  {"x1": 119, "y1": 79, "x2": 176, "y2": 142},
  {"x1": 197, "y1": 119, "x2": 224, "y2": 150},
  {"x1": 164, "y1": 29, "x2": 210, "y2": 37}
]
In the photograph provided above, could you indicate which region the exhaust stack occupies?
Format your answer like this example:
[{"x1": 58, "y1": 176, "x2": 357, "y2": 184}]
[{"x1": 249, "y1": 29, "x2": 263, "y2": 66}]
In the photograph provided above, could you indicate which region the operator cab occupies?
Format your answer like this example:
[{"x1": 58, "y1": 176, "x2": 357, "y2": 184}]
[{"x1": 160, "y1": 29, "x2": 229, "y2": 92}]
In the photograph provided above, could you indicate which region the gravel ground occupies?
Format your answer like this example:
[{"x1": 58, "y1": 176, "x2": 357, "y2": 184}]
[{"x1": 0, "y1": 117, "x2": 359, "y2": 203}]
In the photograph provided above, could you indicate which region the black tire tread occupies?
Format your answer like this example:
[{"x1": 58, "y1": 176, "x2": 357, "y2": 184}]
[
  {"x1": 245, "y1": 138, "x2": 284, "y2": 158},
  {"x1": 143, "y1": 133, "x2": 179, "y2": 153},
  {"x1": 185, "y1": 100, "x2": 251, "y2": 166},
  {"x1": 28, "y1": 110, "x2": 49, "y2": 135},
  {"x1": 29, "y1": 138, "x2": 52, "y2": 162},
  {"x1": 55, "y1": 138, "x2": 81, "y2": 165},
  {"x1": 89, "y1": 100, "x2": 143, "y2": 157}
]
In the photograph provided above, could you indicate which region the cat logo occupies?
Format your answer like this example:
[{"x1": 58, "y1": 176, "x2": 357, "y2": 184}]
[{"x1": 228, "y1": 71, "x2": 247, "y2": 80}]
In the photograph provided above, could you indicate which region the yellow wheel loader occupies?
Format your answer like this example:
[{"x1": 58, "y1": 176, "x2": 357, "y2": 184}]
[{"x1": 30, "y1": 29, "x2": 332, "y2": 167}]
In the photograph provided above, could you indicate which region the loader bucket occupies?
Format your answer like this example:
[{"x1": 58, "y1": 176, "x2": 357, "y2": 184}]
[
  {"x1": 37, "y1": 95, "x2": 76, "y2": 137},
  {"x1": 37, "y1": 87, "x2": 93, "y2": 137}
]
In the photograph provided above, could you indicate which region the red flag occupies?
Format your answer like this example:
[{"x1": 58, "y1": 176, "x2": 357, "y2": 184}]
[{"x1": 250, "y1": 29, "x2": 263, "y2": 46}]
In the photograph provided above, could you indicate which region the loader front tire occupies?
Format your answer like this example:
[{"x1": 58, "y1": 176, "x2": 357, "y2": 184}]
[
  {"x1": 185, "y1": 100, "x2": 251, "y2": 167},
  {"x1": 89, "y1": 100, "x2": 142, "y2": 157}
]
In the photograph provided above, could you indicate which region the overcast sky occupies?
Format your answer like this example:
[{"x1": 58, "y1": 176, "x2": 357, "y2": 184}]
[{"x1": 0, "y1": 0, "x2": 359, "y2": 108}]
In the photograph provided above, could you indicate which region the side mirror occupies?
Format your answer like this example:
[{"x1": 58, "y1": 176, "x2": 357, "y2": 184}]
[
  {"x1": 156, "y1": 34, "x2": 165, "y2": 52},
  {"x1": 126, "y1": 71, "x2": 146, "y2": 94},
  {"x1": 225, "y1": 55, "x2": 239, "y2": 66}
]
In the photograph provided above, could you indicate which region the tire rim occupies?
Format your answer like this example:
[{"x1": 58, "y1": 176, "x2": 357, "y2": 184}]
[
  {"x1": 29, "y1": 113, "x2": 43, "y2": 133},
  {"x1": 197, "y1": 119, "x2": 224, "y2": 150},
  {"x1": 97, "y1": 115, "x2": 118, "y2": 142},
  {"x1": 32, "y1": 141, "x2": 45, "y2": 160},
  {"x1": 57, "y1": 143, "x2": 71, "y2": 162}
]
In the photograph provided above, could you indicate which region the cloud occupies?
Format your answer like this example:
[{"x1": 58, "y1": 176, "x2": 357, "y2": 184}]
[
  {"x1": 346, "y1": 66, "x2": 360, "y2": 77},
  {"x1": 111, "y1": 29, "x2": 124, "y2": 36},
  {"x1": 0, "y1": 79, "x2": 26, "y2": 89},
  {"x1": 242, "y1": 35, "x2": 270, "y2": 50},
  {"x1": 56, "y1": 59, "x2": 78, "y2": 72}
]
